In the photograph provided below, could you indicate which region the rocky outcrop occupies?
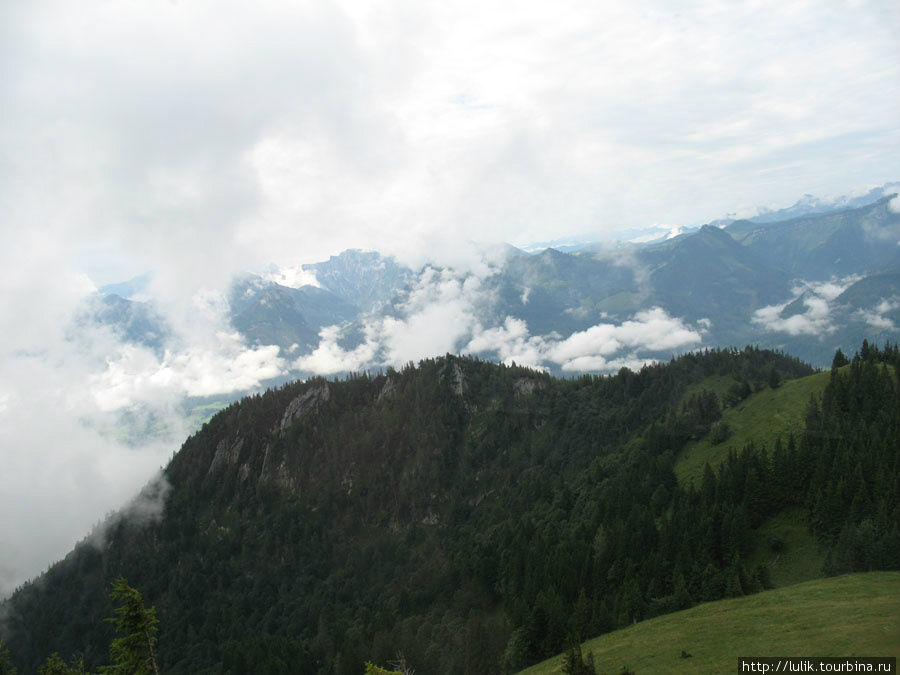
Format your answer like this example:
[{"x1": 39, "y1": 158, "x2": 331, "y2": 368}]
[
  {"x1": 513, "y1": 377, "x2": 542, "y2": 398},
  {"x1": 254, "y1": 383, "x2": 332, "y2": 494},
  {"x1": 279, "y1": 383, "x2": 330, "y2": 432},
  {"x1": 259, "y1": 445, "x2": 300, "y2": 495},
  {"x1": 376, "y1": 376, "x2": 395, "y2": 403},
  {"x1": 208, "y1": 436, "x2": 244, "y2": 475}
]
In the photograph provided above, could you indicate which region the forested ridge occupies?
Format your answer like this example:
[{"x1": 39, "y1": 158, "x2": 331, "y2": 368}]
[{"x1": 2, "y1": 344, "x2": 898, "y2": 674}]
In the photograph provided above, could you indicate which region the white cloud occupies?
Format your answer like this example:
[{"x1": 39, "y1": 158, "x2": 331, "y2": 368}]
[
  {"x1": 855, "y1": 297, "x2": 899, "y2": 331},
  {"x1": 465, "y1": 317, "x2": 549, "y2": 369},
  {"x1": 0, "y1": 278, "x2": 289, "y2": 594},
  {"x1": 289, "y1": 261, "x2": 706, "y2": 377},
  {"x1": 557, "y1": 353, "x2": 658, "y2": 374},
  {"x1": 0, "y1": 337, "x2": 174, "y2": 596},
  {"x1": 752, "y1": 277, "x2": 859, "y2": 336},
  {"x1": 889, "y1": 195, "x2": 900, "y2": 214},
  {"x1": 261, "y1": 265, "x2": 321, "y2": 289},
  {"x1": 293, "y1": 325, "x2": 379, "y2": 376},
  {"x1": 379, "y1": 269, "x2": 483, "y2": 365},
  {"x1": 547, "y1": 307, "x2": 704, "y2": 369},
  {"x1": 291, "y1": 262, "x2": 500, "y2": 374},
  {"x1": 90, "y1": 339, "x2": 285, "y2": 411}
]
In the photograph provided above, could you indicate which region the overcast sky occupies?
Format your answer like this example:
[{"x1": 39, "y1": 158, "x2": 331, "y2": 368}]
[{"x1": 1, "y1": 0, "x2": 899, "y2": 595}]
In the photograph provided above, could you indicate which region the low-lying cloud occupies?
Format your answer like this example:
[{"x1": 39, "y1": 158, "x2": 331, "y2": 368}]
[
  {"x1": 855, "y1": 298, "x2": 899, "y2": 331},
  {"x1": 547, "y1": 308, "x2": 704, "y2": 368},
  {"x1": 293, "y1": 324, "x2": 379, "y2": 376},
  {"x1": 90, "y1": 337, "x2": 284, "y2": 411},
  {"x1": 0, "y1": 282, "x2": 287, "y2": 596},
  {"x1": 751, "y1": 277, "x2": 859, "y2": 336},
  {"x1": 295, "y1": 264, "x2": 707, "y2": 377}
]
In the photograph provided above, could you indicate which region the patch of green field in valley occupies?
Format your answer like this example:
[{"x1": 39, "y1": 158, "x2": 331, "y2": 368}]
[{"x1": 519, "y1": 572, "x2": 900, "y2": 675}]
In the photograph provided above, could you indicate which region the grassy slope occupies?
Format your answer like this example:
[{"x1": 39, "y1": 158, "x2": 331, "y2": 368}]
[
  {"x1": 675, "y1": 372, "x2": 833, "y2": 589},
  {"x1": 744, "y1": 507, "x2": 825, "y2": 589},
  {"x1": 680, "y1": 373, "x2": 740, "y2": 404},
  {"x1": 519, "y1": 572, "x2": 900, "y2": 675},
  {"x1": 675, "y1": 371, "x2": 831, "y2": 487}
]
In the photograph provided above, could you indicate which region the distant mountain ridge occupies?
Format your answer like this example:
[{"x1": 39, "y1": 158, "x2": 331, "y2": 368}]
[
  {"x1": 82, "y1": 187, "x2": 900, "y2": 376},
  {"x1": 705, "y1": 181, "x2": 900, "y2": 228},
  {"x1": 725, "y1": 195, "x2": 900, "y2": 279}
]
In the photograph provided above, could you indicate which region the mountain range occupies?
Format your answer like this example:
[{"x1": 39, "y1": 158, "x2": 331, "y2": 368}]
[
  {"x1": 4, "y1": 183, "x2": 900, "y2": 672},
  {"x1": 88, "y1": 190, "x2": 900, "y2": 374}
]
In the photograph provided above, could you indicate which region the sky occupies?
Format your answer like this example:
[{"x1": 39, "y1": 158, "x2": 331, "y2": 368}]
[{"x1": 1, "y1": 0, "x2": 899, "y2": 595}]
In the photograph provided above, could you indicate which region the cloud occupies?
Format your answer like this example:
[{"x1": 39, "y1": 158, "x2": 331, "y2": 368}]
[
  {"x1": 291, "y1": 260, "x2": 706, "y2": 378},
  {"x1": 261, "y1": 266, "x2": 321, "y2": 289},
  {"x1": 0, "y1": 278, "x2": 288, "y2": 595},
  {"x1": 546, "y1": 308, "x2": 704, "y2": 370},
  {"x1": 855, "y1": 298, "x2": 900, "y2": 331},
  {"x1": 554, "y1": 353, "x2": 659, "y2": 374},
  {"x1": 752, "y1": 277, "x2": 860, "y2": 336},
  {"x1": 86, "y1": 471, "x2": 172, "y2": 553},
  {"x1": 90, "y1": 339, "x2": 285, "y2": 411},
  {"x1": 464, "y1": 317, "x2": 550, "y2": 369},
  {"x1": 292, "y1": 261, "x2": 500, "y2": 375},
  {"x1": 293, "y1": 325, "x2": 379, "y2": 376},
  {"x1": 0, "y1": 338, "x2": 175, "y2": 596},
  {"x1": 378, "y1": 268, "x2": 489, "y2": 364}
]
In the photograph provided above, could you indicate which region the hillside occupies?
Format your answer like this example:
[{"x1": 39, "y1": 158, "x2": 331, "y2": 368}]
[
  {"x1": 674, "y1": 370, "x2": 832, "y2": 486},
  {"x1": 2, "y1": 344, "x2": 898, "y2": 675},
  {"x1": 520, "y1": 572, "x2": 900, "y2": 675},
  {"x1": 725, "y1": 196, "x2": 900, "y2": 279}
]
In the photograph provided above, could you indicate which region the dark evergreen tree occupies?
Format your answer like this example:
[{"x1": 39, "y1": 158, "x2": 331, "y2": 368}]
[
  {"x1": 831, "y1": 349, "x2": 849, "y2": 369},
  {"x1": 101, "y1": 579, "x2": 159, "y2": 675},
  {"x1": 0, "y1": 641, "x2": 17, "y2": 675}
]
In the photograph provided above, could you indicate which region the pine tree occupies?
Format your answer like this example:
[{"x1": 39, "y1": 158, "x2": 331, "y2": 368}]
[
  {"x1": 831, "y1": 349, "x2": 849, "y2": 370},
  {"x1": 37, "y1": 653, "x2": 74, "y2": 675},
  {"x1": 100, "y1": 578, "x2": 159, "y2": 675},
  {"x1": 0, "y1": 640, "x2": 17, "y2": 675}
]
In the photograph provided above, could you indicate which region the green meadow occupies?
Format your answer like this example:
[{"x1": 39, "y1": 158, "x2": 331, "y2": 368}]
[
  {"x1": 675, "y1": 371, "x2": 831, "y2": 487},
  {"x1": 520, "y1": 572, "x2": 900, "y2": 674}
]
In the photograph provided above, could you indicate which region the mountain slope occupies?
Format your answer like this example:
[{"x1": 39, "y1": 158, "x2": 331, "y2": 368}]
[
  {"x1": 302, "y1": 250, "x2": 414, "y2": 314},
  {"x1": 638, "y1": 225, "x2": 791, "y2": 340},
  {"x1": 480, "y1": 247, "x2": 639, "y2": 335},
  {"x1": 78, "y1": 195, "x2": 900, "y2": 379},
  {"x1": 6, "y1": 348, "x2": 896, "y2": 672},
  {"x1": 229, "y1": 276, "x2": 360, "y2": 352},
  {"x1": 73, "y1": 292, "x2": 170, "y2": 353},
  {"x1": 674, "y1": 369, "x2": 832, "y2": 486},
  {"x1": 726, "y1": 196, "x2": 900, "y2": 279},
  {"x1": 3, "y1": 348, "x2": 827, "y2": 675}
]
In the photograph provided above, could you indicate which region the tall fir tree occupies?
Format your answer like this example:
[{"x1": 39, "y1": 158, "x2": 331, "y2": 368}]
[{"x1": 100, "y1": 579, "x2": 159, "y2": 675}]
